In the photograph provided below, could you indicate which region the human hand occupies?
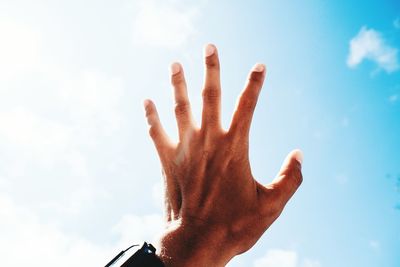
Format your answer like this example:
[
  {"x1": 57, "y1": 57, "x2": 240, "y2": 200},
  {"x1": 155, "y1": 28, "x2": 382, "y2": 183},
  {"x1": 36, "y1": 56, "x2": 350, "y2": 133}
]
[{"x1": 144, "y1": 44, "x2": 303, "y2": 267}]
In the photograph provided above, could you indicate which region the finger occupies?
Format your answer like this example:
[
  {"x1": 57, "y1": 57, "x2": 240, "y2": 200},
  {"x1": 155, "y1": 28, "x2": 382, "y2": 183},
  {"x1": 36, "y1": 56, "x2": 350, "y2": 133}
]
[
  {"x1": 270, "y1": 149, "x2": 304, "y2": 204},
  {"x1": 229, "y1": 63, "x2": 266, "y2": 138},
  {"x1": 162, "y1": 169, "x2": 182, "y2": 221},
  {"x1": 143, "y1": 99, "x2": 172, "y2": 154},
  {"x1": 201, "y1": 44, "x2": 221, "y2": 130},
  {"x1": 170, "y1": 62, "x2": 194, "y2": 140}
]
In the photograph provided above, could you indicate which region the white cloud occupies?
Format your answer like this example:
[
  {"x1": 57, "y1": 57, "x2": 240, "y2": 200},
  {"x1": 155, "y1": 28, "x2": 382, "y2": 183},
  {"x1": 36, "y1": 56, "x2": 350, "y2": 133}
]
[
  {"x1": 0, "y1": 18, "x2": 125, "y2": 139},
  {"x1": 112, "y1": 213, "x2": 164, "y2": 247},
  {"x1": 57, "y1": 70, "x2": 125, "y2": 137},
  {"x1": 0, "y1": 193, "x2": 111, "y2": 267},
  {"x1": 254, "y1": 249, "x2": 320, "y2": 267},
  {"x1": 152, "y1": 181, "x2": 164, "y2": 209},
  {"x1": 0, "y1": 18, "x2": 42, "y2": 80},
  {"x1": 0, "y1": 13, "x2": 134, "y2": 236},
  {"x1": 0, "y1": 9, "x2": 167, "y2": 267},
  {"x1": 389, "y1": 94, "x2": 398, "y2": 103},
  {"x1": 254, "y1": 249, "x2": 298, "y2": 267},
  {"x1": 0, "y1": 70, "x2": 125, "y2": 215},
  {"x1": 369, "y1": 240, "x2": 380, "y2": 251},
  {"x1": 0, "y1": 107, "x2": 71, "y2": 167},
  {"x1": 0, "y1": 193, "x2": 163, "y2": 267},
  {"x1": 302, "y1": 259, "x2": 321, "y2": 267},
  {"x1": 132, "y1": 0, "x2": 198, "y2": 48},
  {"x1": 347, "y1": 27, "x2": 399, "y2": 73}
]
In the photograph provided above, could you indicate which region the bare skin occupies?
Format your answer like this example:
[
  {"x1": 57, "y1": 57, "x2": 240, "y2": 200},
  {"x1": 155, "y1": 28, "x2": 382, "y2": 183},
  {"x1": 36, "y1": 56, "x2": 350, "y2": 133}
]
[{"x1": 143, "y1": 44, "x2": 303, "y2": 267}]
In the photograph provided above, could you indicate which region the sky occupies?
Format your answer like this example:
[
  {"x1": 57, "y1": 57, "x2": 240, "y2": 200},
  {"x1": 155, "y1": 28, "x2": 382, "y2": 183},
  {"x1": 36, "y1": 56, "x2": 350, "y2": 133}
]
[{"x1": 0, "y1": 0, "x2": 399, "y2": 266}]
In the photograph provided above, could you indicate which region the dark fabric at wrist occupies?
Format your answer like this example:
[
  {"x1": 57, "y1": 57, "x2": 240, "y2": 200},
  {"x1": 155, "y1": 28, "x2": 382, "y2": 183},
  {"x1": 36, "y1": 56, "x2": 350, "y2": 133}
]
[{"x1": 121, "y1": 242, "x2": 165, "y2": 267}]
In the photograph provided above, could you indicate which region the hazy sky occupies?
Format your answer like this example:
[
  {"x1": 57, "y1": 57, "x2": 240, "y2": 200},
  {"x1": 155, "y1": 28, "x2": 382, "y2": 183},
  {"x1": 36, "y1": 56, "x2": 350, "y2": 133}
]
[{"x1": 0, "y1": 0, "x2": 399, "y2": 266}]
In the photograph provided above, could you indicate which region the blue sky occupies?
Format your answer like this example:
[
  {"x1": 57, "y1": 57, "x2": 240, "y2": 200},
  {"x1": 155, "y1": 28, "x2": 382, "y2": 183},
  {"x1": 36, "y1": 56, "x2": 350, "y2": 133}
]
[{"x1": 0, "y1": 0, "x2": 399, "y2": 266}]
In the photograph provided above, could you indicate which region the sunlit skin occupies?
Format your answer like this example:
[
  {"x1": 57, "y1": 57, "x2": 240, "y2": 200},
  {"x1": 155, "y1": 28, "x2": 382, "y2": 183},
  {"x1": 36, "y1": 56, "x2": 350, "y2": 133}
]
[{"x1": 143, "y1": 44, "x2": 303, "y2": 267}]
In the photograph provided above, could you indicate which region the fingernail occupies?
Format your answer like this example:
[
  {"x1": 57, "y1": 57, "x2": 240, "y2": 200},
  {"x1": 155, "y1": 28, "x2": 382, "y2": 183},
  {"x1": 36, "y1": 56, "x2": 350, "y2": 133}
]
[
  {"x1": 204, "y1": 44, "x2": 216, "y2": 57},
  {"x1": 252, "y1": 63, "x2": 265, "y2": 72},
  {"x1": 293, "y1": 149, "x2": 304, "y2": 165},
  {"x1": 143, "y1": 99, "x2": 151, "y2": 109},
  {"x1": 169, "y1": 62, "x2": 181, "y2": 75}
]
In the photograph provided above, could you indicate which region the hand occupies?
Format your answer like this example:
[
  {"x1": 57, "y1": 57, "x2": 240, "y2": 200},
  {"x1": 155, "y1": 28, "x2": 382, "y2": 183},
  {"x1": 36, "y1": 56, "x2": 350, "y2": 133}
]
[{"x1": 143, "y1": 44, "x2": 303, "y2": 267}]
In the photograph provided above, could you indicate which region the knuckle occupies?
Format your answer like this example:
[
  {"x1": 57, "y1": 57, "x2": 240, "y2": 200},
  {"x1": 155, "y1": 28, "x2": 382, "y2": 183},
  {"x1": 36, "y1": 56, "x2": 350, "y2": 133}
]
[
  {"x1": 269, "y1": 203, "x2": 284, "y2": 219},
  {"x1": 148, "y1": 126, "x2": 159, "y2": 139},
  {"x1": 293, "y1": 168, "x2": 303, "y2": 187},
  {"x1": 227, "y1": 125, "x2": 250, "y2": 149},
  {"x1": 229, "y1": 133, "x2": 248, "y2": 151},
  {"x1": 205, "y1": 57, "x2": 220, "y2": 69},
  {"x1": 205, "y1": 113, "x2": 219, "y2": 125},
  {"x1": 259, "y1": 200, "x2": 283, "y2": 221},
  {"x1": 287, "y1": 161, "x2": 303, "y2": 188},
  {"x1": 260, "y1": 190, "x2": 285, "y2": 218},
  {"x1": 174, "y1": 102, "x2": 190, "y2": 117},
  {"x1": 249, "y1": 71, "x2": 264, "y2": 84},
  {"x1": 202, "y1": 87, "x2": 220, "y2": 103},
  {"x1": 171, "y1": 73, "x2": 185, "y2": 85},
  {"x1": 144, "y1": 105, "x2": 154, "y2": 117},
  {"x1": 225, "y1": 144, "x2": 236, "y2": 156},
  {"x1": 239, "y1": 96, "x2": 256, "y2": 112}
]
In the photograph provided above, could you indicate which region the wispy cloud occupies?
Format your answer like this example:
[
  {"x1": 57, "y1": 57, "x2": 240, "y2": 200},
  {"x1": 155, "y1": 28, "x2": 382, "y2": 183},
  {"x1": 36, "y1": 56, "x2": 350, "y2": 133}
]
[
  {"x1": 58, "y1": 70, "x2": 125, "y2": 137},
  {"x1": 335, "y1": 173, "x2": 349, "y2": 185},
  {"x1": 112, "y1": 213, "x2": 164, "y2": 247},
  {"x1": 389, "y1": 94, "x2": 398, "y2": 103},
  {"x1": 0, "y1": 193, "x2": 110, "y2": 267},
  {"x1": 369, "y1": 240, "x2": 380, "y2": 252},
  {"x1": 347, "y1": 27, "x2": 399, "y2": 73},
  {"x1": 132, "y1": 0, "x2": 199, "y2": 48},
  {"x1": 253, "y1": 249, "x2": 320, "y2": 267},
  {"x1": 152, "y1": 181, "x2": 164, "y2": 208},
  {"x1": 0, "y1": 18, "x2": 126, "y2": 217},
  {"x1": 254, "y1": 249, "x2": 297, "y2": 267},
  {"x1": 0, "y1": 67, "x2": 126, "y2": 214},
  {"x1": 0, "y1": 107, "x2": 110, "y2": 216},
  {"x1": 0, "y1": 107, "x2": 72, "y2": 169},
  {"x1": 0, "y1": 193, "x2": 163, "y2": 267},
  {"x1": 302, "y1": 259, "x2": 322, "y2": 267}
]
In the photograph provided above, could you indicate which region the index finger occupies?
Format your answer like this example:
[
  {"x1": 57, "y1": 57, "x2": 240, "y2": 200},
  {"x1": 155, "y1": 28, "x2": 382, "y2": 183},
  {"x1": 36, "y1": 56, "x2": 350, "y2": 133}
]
[{"x1": 229, "y1": 63, "x2": 266, "y2": 138}]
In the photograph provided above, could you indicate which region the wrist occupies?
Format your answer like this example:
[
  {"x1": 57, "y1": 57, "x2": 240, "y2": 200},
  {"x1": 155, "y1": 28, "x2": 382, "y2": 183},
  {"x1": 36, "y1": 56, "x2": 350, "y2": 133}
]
[{"x1": 157, "y1": 219, "x2": 232, "y2": 267}]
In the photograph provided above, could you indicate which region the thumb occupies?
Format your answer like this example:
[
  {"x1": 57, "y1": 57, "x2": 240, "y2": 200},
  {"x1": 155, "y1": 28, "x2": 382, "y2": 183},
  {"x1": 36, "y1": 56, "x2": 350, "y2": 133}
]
[{"x1": 271, "y1": 149, "x2": 304, "y2": 203}]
